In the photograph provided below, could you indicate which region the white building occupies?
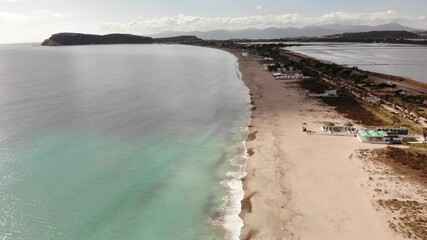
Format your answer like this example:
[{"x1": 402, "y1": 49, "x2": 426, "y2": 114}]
[
  {"x1": 324, "y1": 90, "x2": 338, "y2": 97},
  {"x1": 272, "y1": 70, "x2": 304, "y2": 79},
  {"x1": 357, "y1": 128, "x2": 409, "y2": 144}
]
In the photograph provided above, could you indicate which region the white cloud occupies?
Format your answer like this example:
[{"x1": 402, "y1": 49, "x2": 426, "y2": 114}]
[
  {"x1": 0, "y1": 11, "x2": 26, "y2": 21},
  {"x1": 320, "y1": 10, "x2": 396, "y2": 24},
  {"x1": 96, "y1": 13, "x2": 303, "y2": 33},
  {"x1": 0, "y1": 9, "x2": 63, "y2": 22},
  {"x1": 31, "y1": 10, "x2": 64, "y2": 19},
  {"x1": 256, "y1": 5, "x2": 263, "y2": 10},
  {"x1": 318, "y1": 10, "x2": 427, "y2": 26},
  {"x1": 94, "y1": 10, "x2": 426, "y2": 34}
]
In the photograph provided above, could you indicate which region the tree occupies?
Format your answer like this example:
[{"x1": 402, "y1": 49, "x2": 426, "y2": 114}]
[{"x1": 389, "y1": 84, "x2": 397, "y2": 91}]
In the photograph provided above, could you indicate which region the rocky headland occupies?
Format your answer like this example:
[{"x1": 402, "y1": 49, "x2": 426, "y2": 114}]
[{"x1": 41, "y1": 32, "x2": 203, "y2": 46}]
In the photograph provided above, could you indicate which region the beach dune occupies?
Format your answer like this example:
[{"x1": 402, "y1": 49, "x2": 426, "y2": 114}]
[{"x1": 234, "y1": 52, "x2": 405, "y2": 240}]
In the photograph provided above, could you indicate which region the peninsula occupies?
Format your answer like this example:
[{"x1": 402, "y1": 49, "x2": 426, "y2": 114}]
[{"x1": 41, "y1": 32, "x2": 203, "y2": 46}]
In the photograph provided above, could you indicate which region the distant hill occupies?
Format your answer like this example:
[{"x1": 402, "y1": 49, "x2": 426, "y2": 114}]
[
  {"x1": 42, "y1": 33, "x2": 153, "y2": 46},
  {"x1": 41, "y1": 33, "x2": 203, "y2": 46},
  {"x1": 155, "y1": 35, "x2": 202, "y2": 43},
  {"x1": 334, "y1": 31, "x2": 422, "y2": 41},
  {"x1": 152, "y1": 23, "x2": 420, "y2": 40}
]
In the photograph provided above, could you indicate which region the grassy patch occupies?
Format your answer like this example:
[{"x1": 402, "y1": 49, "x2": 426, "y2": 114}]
[
  {"x1": 406, "y1": 143, "x2": 427, "y2": 155},
  {"x1": 300, "y1": 79, "x2": 387, "y2": 126},
  {"x1": 378, "y1": 199, "x2": 427, "y2": 239},
  {"x1": 300, "y1": 78, "x2": 329, "y2": 94},
  {"x1": 363, "y1": 104, "x2": 422, "y2": 133},
  {"x1": 373, "y1": 146, "x2": 427, "y2": 178},
  {"x1": 403, "y1": 137, "x2": 420, "y2": 143},
  {"x1": 300, "y1": 78, "x2": 424, "y2": 131},
  {"x1": 321, "y1": 96, "x2": 387, "y2": 126}
]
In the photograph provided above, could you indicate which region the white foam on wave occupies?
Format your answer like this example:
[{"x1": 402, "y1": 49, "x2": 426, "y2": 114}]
[
  {"x1": 210, "y1": 56, "x2": 251, "y2": 240},
  {"x1": 221, "y1": 136, "x2": 248, "y2": 240},
  {"x1": 211, "y1": 128, "x2": 249, "y2": 240},
  {"x1": 219, "y1": 124, "x2": 252, "y2": 240}
]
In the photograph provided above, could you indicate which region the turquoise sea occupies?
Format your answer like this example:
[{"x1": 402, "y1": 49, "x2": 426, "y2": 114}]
[{"x1": 0, "y1": 44, "x2": 250, "y2": 239}]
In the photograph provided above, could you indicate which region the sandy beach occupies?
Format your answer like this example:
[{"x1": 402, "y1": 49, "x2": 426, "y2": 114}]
[{"x1": 232, "y1": 51, "x2": 409, "y2": 240}]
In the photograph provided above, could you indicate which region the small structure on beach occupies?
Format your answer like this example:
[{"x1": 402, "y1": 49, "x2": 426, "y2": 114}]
[
  {"x1": 324, "y1": 89, "x2": 338, "y2": 97},
  {"x1": 308, "y1": 89, "x2": 340, "y2": 98},
  {"x1": 376, "y1": 128, "x2": 409, "y2": 135},
  {"x1": 322, "y1": 122, "x2": 337, "y2": 132},
  {"x1": 272, "y1": 70, "x2": 304, "y2": 79},
  {"x1": 321, "y1": 122, "x2": 356, "y2": 133},
  {"x1": 263, "y1": 63, "x2": 275, "y2": 71},
  {"x1": 357, "y1": 128, "x2": 409, "y2": 144},
  {"x1": 343, "y1": 122, "x2": 354, "y2": 131},
  {"x1": 357, "y1": 130, "x2": 399, "y2": 144}
]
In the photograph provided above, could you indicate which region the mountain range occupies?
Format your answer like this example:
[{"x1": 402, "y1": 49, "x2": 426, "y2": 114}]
[{"x1": 151, "y1": 23, "x2": 420, "y2": 40}]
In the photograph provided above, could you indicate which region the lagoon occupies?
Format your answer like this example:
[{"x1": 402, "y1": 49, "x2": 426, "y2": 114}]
[{"x1": 287, "y1": 43, "x2": 427, "y2": 83}]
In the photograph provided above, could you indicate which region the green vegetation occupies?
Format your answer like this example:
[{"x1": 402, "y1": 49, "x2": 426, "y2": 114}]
[
  {"x1": 402, "y1": 137, "x2": 419, "y2": 143},
  {"x1": 400, "y1": 94, "x2": 427, "y2": 105},
  {"x1": 363, "y1": 104, "x2": 422, "y2": 133},
  {"x1": 322, "y1": 97, "x2": 387, "y2": 126},
  {"x1": 300, "y1": 78, "x2": 329, "y2": 94},
  {"x1": 374, "y1": 146, "x2": 427, "y2": 177},
  {"x1": 378, "y1": 199, "x2": 427, "y2": 240},
  {"x1": 42, "y1": 32, "x2": 204, "y2": 46},
  {"x1": 340, "y1": 69, "x2": 369, "y2": 84},
  {"x1": 299, "y1": 79, "x2": 387, "y2": 126},
  {"x1": 367, "y1": 144, "x2": 427, "y2": 240}
]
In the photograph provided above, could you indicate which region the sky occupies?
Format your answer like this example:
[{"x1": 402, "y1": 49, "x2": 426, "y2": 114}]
[{"x1": 1, "y1": 0, "x2": 427, "y2": 43}]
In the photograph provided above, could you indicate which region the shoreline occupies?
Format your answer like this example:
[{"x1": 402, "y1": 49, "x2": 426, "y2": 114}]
[{"x1": 222, "y1": 48, "x2": 408, "y2": 239}]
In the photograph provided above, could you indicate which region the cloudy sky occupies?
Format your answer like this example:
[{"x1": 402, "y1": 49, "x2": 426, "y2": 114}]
[{"x1": 1, "y1": 0, "x2": 426, "y2": 43}]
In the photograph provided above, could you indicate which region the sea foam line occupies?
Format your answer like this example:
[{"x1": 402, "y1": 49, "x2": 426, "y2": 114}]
[
  {"x1": 212, "y1": 58, "x2": 252, "y2": 240},
  {"x1": 211, "y1": 125, "x2": 249, "y2": 240}
]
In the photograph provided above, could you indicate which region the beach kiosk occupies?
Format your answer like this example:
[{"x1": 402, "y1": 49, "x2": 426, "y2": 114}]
[
  {"x1": 321, "y1": 122, "x2": 335, "y2": 132},
  {"x1": 357, "y1": 129, "x2": 404, "y2": 144}
]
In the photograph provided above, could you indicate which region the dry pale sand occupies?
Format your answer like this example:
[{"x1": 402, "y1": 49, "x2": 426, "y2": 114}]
[{"x1": 231, "y1": 51, "x2": 407, "y2": 240}]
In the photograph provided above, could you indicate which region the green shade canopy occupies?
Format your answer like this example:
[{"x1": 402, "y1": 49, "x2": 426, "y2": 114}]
[{"x1": 359, "y1": 130, "x2": 388, "y2": 137}]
